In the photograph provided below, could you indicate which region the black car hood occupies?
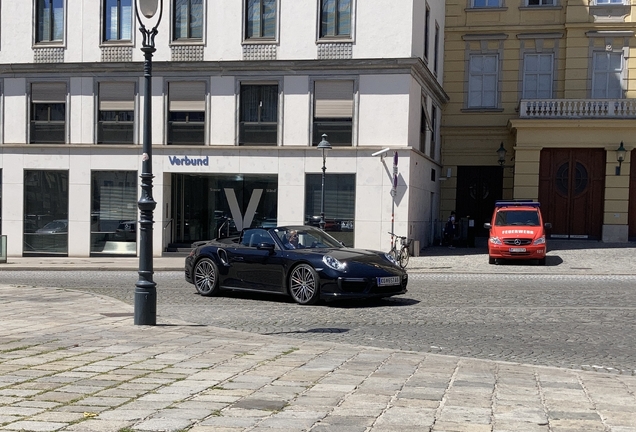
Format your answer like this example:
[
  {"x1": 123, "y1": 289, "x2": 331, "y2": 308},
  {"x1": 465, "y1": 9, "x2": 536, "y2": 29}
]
[{"x1": 295, "y1": 247, "x2": 399, "y2": 271}]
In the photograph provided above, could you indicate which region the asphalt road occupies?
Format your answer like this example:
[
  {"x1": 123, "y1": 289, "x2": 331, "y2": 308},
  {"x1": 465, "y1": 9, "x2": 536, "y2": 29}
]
[{"x1": 4, "y1": 270, "x2": 636, "y2": 375}]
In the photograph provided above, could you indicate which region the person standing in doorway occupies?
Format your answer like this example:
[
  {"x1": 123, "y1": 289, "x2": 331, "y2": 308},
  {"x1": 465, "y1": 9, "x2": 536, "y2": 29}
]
[{"x1": 444, "y1": 211, "x2": 458, "y2": 248}]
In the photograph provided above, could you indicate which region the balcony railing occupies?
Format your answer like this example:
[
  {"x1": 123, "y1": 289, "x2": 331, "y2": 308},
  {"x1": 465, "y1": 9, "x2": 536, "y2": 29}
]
[{"x1": 519, "y1": 99, "x2": 636, "y2": 119}]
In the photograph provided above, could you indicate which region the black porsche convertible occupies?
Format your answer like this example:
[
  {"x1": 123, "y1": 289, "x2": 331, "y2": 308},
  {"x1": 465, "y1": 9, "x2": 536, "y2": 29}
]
[{"x1": 185, "y1": 225, "x2": 408, "y2": 304}]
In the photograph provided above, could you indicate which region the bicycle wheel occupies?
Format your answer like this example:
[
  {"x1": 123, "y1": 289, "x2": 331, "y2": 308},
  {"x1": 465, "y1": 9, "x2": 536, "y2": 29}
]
[
  {"x1": 389, "y1": 247, "x2": 399, "y2": 261},
  {"x1": 399, "y1": 248, "x2": 409, "y2": 268}
]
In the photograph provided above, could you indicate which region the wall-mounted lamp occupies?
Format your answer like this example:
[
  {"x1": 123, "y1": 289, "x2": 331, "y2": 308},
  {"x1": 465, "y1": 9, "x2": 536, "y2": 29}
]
[
  {"x1": 497, "y1": 142, "x2": 507, "y2": 167},
  {"x1": 616, "y1": 141, "x2": 626, "y2": 176}
]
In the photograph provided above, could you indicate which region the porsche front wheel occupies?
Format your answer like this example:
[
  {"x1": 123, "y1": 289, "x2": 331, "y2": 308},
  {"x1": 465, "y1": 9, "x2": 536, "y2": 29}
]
[
  {"x1": 289, "y1": 264, "x2": 320, "y2": 305},
  {"x1": 193, "y1": 258, "x2": 220, "y2": 296}
]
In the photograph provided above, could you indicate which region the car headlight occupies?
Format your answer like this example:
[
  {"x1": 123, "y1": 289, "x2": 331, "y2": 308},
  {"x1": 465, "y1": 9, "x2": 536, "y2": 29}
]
[
  {"x1": 323, "y1": 255, "x2": 346, "y2": 271},
  {"x1": 489, "y1": 237, "x2": 502, "y2": 245},
  {"x1": 533, "y1": 237, "x2": 546, "y2": 245},
  {"x1": 384, "y1": 253, "x2": 399, "y2": 267}
]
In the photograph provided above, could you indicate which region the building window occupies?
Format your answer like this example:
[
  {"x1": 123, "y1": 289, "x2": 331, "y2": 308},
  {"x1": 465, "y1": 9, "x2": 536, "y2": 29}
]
[
  {"x1": 171, "y1": 174, "x2": 278, "y2": 243},
  {"x1": 305, "y1": 173, "x2": 355, "y2": 246},
  {"x1": 98, "y1": 82, "x2": 135, "y2": 144},
  {"x1": 168, "y1": 81, "x2": 206, "y2": 145},
  {"x1": 103, "y1": 0, "x2": 132, "y2": 41},
  {"x1": 24, "y1": 170, "x2": 69, "y2": 256},
  {"x1": 592, "y1": 51, "x2": 623, "y2": 98},
  {"x1": 91, "y1": 171, "x2": 137, "y2": 256},
  {"x1": 36, "y1": 0, "x2": 64, "y2": 43},
  {"x1": 313, "y1": 80, "x2": 353, "y2": 146},
  {"x1": 527, "y1": 0, "x2": 555, "y2": 5},
  {"x1": 594, "y1": 0, "x2": 625, "y2": 4},
  {"x1": 424, "y1": 5, "x2": 430, "y2": 60},
  {"x1": 319, "y1": 0, "x2": 351, "y2": 38},
  {"x1": 523, "y1": 53, "x2": 553, "y2": 99},
  {"x1": 239, "y1": 84, "x2": 278, "y2": 146},
  {"x1": 430, "y1": 105, "x2": 437, "y2": 159},
  {"x1": 434, "y1": 24, "x2": 440, "y2": 75},
  {"x1": 420, "y1": 101, "x2": 428, "y2": 154},
  {"x1": 30, "y1": 82, "x2": 66, "y2": 144},
  {"x1": 468, "y1": 54, "x2": 498, "y2": 108},
  {"x1": 173, "y1": 0, "x2": 203, "y2": 40},
  {"x1": 245, "y1": 0, "x2": 276, "y2": 40},
  {"x1": 471, "y1": 0, "x2": 501, "y2": 7}
]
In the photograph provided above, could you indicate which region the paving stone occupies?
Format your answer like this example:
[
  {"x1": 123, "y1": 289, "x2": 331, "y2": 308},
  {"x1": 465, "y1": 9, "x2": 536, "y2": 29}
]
[
  {"x1": 0, "y1": 420, "x2": 67, "y2": 431},
  {"x1": 134, "y1": 417, "x2": 195, "y2": 431},
  {"x1": 0, "y1": 406, "x2": 46, "y2": 416},
  {"x1": 62, "y1": 419, "x2": 133, "y2": 431},
  {"x1": 93, "y1": 408, "x2": 155, "y2": 421}
]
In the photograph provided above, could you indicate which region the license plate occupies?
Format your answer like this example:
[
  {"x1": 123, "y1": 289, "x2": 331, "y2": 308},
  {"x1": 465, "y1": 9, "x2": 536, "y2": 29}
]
[
  {"x1": 377, "y1": 276, "x2": 400, "y2": 286},
  {"x1": 509, "y1": 247, "x2": 526, "y2": 253}
]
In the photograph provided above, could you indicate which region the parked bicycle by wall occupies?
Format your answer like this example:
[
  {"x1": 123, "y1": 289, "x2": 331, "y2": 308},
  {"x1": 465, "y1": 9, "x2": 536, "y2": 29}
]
[{"x1": 388, "y1": 232, "x2": 411, "y2": 269}]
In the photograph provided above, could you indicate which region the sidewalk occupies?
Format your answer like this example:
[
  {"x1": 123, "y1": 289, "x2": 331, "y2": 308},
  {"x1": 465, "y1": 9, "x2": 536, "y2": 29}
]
[{"x1": 0, "y1": 285, "x2": 635, "y2": 432}]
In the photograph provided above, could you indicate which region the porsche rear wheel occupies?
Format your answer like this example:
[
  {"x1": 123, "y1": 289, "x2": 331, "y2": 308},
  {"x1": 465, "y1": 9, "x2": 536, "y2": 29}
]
[
  {"x1": 289, "y1": 264, "x2": 320, "y2": 305},
  {"x1": 193, "y1": 258, "x2": 220, "y2": 296}
]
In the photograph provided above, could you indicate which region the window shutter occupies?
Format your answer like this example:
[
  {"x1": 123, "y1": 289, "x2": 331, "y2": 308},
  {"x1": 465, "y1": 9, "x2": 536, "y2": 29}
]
[
  {"x1": 169, "y1": 81, "x2": 206, "y2": 111},
  {"x1": 31, "y1": 82, "x2": 67, "y2": 103},
  {"x1": 314, "y1": 80, "x2": 354, "y2": 118},
  {"x1": 99, "y1": 82, "x2": 135, "y2": 111}
]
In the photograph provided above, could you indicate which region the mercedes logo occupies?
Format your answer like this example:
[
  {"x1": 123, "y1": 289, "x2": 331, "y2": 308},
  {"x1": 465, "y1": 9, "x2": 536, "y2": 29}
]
[{"x1": 514, "y1": 239, "x2": 521, "y2": 245}]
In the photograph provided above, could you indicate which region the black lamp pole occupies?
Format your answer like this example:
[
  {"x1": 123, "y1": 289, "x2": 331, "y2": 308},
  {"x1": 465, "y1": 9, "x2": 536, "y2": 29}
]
[
  {"x1": 134, "y1": 0, "x2": 163, "y2": 326},
  {"x1": 317, "y1": 134, "x2": 332, "y2": 230}
]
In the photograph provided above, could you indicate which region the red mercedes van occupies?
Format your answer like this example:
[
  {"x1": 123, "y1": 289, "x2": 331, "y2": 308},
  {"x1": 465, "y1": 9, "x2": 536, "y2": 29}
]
[{"x1": 484, "y1": 201, "x2": 551, "y2": 265}]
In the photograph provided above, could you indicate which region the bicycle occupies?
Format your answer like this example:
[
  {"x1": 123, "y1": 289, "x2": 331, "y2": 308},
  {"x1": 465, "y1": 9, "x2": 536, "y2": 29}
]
[{"x1": 388, "y1": 232, "x2": 412, "y2": 269}]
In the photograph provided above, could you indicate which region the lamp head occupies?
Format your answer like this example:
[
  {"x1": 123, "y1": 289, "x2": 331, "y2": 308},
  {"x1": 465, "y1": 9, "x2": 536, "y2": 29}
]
[
  {"x1": 138, "y1": 0, "x2": 159, "y2": 18},
  {"x1": 617, "y1": 141, "x2": 626, "y2": 163},
  {"x1": 317, "y1": 134, "x2": 332, "y2": 150},
  {"x1": 497, "y1": 142, "x2": 507, "y2": 166}
]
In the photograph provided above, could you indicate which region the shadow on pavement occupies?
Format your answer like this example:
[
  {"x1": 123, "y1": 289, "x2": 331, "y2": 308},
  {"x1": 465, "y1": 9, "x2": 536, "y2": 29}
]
[
  {"x1": 547, "y1": 240, "x2": 636, "y2": 252},
  {"x1": 491, "y1": 256, "x2": 564, "y2": 267}
]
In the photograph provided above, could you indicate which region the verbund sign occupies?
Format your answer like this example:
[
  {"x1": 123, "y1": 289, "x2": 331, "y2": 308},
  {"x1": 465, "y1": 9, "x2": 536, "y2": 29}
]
[{"x1": 168, "y1": 155, "x2": 209, "y2": 166}]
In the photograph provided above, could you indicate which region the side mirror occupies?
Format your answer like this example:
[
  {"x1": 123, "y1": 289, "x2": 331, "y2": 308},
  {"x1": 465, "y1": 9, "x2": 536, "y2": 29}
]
[
  {"x1": 257, "y1": 242, "x2": 275, "y2": 252},
  {"x1": 544, "y1": 222, "x2": 552, "y2": 229},
  {"x1": 484, "y1": 223, "x2": 492, "y2": 229}
]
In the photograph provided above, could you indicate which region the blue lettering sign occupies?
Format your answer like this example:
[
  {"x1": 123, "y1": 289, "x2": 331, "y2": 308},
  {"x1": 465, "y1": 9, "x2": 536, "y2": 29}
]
[{"x1": 168, "y1": 156, "x2": 209, "y2": 166}]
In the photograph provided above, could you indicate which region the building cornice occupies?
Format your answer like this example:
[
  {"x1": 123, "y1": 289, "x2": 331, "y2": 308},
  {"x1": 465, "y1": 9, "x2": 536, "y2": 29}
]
[{"x1": 0, "y1": 57, "x2": 449, "y2": 106}]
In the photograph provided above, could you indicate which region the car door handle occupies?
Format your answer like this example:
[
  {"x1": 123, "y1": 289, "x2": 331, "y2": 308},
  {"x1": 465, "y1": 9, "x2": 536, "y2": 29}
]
[{"x1": 233, "y1": 257, "x2": 244, "y2": 261}]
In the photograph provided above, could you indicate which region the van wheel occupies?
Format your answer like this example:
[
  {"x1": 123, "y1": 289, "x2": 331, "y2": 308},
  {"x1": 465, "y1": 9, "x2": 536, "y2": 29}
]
[{"x1": 489, "y1": 257, "x2": 497, "y2": 265}]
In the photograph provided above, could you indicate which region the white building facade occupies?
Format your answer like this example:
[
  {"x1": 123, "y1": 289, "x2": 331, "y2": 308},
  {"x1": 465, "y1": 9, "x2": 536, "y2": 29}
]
[{"x1": 0, "y1": 0, "x2": 447, "y2": 257}]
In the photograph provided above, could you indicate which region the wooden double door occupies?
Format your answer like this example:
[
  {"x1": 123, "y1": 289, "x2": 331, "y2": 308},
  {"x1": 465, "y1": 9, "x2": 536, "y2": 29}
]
[{"x1": 538, "y1": 148, "x2": 605, "y2": 239}]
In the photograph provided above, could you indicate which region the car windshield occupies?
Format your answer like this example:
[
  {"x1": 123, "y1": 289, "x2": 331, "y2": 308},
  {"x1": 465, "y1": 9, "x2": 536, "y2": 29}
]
[
  {"x1": 495, "y1": 210, "x2": 540, "y2": 226},
  {"x1": 275, "y1": 226, "x2": 344, "y2": 250}
]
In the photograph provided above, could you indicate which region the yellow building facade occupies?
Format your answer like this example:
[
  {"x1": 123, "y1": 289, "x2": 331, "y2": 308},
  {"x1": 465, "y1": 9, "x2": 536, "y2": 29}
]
[{"x1": 442, "y1": 0, "x2": 636, "y2": 242}]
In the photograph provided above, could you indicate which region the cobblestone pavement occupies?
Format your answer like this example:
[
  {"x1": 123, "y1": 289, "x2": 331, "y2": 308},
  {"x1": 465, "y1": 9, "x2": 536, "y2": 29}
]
[
  {"x1": 3, "y1": 269, "x2": 636, "y2": 375},
  {"x1": 1, "y1": 285, "x2": 636, "y2": 432},
  {"x1": 1, "y1": 242, "x2": 636, "y2": 431}
]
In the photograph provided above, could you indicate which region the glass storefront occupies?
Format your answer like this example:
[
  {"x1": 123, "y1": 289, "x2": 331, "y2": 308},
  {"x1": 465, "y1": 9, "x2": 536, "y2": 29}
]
[
  {"x1": 91, "y1": 171, "x2": 138, "y2": 255},
  {"x1": 305, "y1": 173, "x2": 355, "y2": 246},
  {"x1": 171, "y1": 173, "x2": 278, "y2": 244},
  {"x1": 23, "y1": 170, "x2": 69, "y2": 256}
]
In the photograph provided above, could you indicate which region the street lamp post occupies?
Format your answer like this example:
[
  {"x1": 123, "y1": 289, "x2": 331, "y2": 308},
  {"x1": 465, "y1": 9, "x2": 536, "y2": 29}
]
[
  {"x1": 317, "y1": 134, "x2": 332, "y2": 230},
  {"x1": 134, "y1": 0, "x2": 163, "y2": 326}
]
